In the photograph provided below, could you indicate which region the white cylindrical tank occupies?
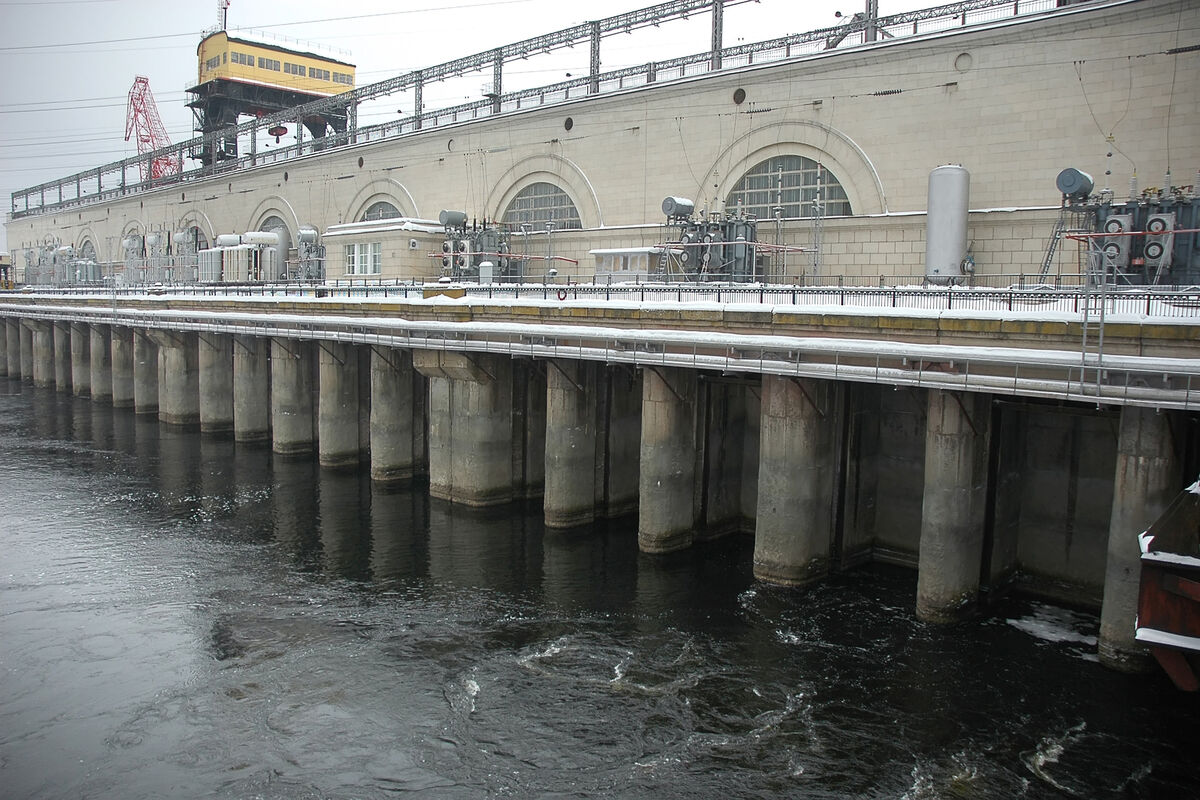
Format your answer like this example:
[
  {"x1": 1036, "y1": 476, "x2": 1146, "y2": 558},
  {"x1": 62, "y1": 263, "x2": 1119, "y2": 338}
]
[
  {"x1": 215, "y1": 234, "x2": 243, "y2": 247},
  {"x1": 925, "y1": 164, "x2": 970, "y2": 284},
  {"x1": 240, "y1": 231, "x2": 280, "y2": 246}
]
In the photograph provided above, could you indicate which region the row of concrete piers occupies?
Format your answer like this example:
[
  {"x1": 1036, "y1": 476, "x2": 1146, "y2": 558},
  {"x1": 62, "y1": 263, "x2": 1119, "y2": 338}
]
[{"x1": 0, "y1": 315, "x2": 1185, "y2": 671}]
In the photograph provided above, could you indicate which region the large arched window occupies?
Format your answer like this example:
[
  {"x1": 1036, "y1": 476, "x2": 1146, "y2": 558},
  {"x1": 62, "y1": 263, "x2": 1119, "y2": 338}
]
[
  {"x1": 174, "y1": 225, "x2": 210, "y2": 255},
  {"x1": 501, "y1": 182, "x2": 581, "y2": 230},
  {"x1": 725, "y1": 155, "x2": 852, "y2": 219},
  {"x1": 361, "y1": 201, "x2": 401, "y2": 221}
]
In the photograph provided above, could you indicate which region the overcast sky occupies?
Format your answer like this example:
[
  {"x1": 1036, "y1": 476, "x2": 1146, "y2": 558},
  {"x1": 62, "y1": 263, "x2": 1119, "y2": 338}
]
[{"x1": 0, "y1": 0, "x2": 931, "y2": 252}]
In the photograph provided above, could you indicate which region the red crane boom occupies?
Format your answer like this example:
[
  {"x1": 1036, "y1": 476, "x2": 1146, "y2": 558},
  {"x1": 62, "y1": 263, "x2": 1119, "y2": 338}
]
[{"x1": 125, "y1": 76, "x2": 180, "y2": 181}]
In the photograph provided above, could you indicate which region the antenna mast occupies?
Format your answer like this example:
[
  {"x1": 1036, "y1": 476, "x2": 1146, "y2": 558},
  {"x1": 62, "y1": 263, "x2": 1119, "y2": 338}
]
[{"x1": 218, "y1": 0, "x2": 230, "y2": 31}]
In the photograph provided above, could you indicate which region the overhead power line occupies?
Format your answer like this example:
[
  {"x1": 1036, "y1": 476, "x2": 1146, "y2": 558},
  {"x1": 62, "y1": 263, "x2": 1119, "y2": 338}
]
[{"x1": 0, "y1": 0, "x2": 536, "y2": 52}]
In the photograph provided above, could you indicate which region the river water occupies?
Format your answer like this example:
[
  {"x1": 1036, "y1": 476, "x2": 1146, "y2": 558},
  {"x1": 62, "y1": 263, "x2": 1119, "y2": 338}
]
[{"x1": 1, "y1": 376, "x2": 1196, "y2": 799}]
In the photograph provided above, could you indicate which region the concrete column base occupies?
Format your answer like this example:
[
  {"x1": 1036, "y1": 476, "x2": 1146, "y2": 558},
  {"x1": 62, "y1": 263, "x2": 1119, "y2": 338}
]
[
  {"x1": 198, "y1": 332, "x2": 234, "y2": 434},
  {"x1": 70, "y1": 323, "x2": 91, "y2": 398},
  {"x1": 233, "y1": 335, "x2": 271, "y2": 443},
  {"x1": 89, "y1": 325, "x2": 113, "y2": 404},
  {"x1": 271, "y1": 338, "x2": 315, "y2": 456},
  {"x1": 1099, "y1": 406, "x2": 1179, "y2": 671},
  {"x1": 419, "y1": 353, "x2": 515, "y2": 507},
  {"x1": 318, "y1": 341, "x2": 361, "y2": 469},
  {"x1": 30, "y1": 321, "x2": 54, "y2": 388},
  {"x1": 132, "y1": 329, "x2": 159, "y2": 415},
  {"x1": 19, "y1": 322, "x2": 34, "y2": 382},
  {"x1": 915, "y1": 389, "x2": 992, "y2": 624},
  {"x1": 111, "y1": 327, "x2": 135, "y2": 408},
  {"x1": 369, "y1": 346, "x2": 419, "y2": 482},
  {"x1": 544, "y1": 359, "x2": 601, "y2": 528},
  {"x1": 149, "y1": 330, "x2": 200, "y2": 427},
  {"x1": 53, "y1": 323, "x2": 72, "y2": 393},
  {"x1": 753, "y1": 376, "x2": 838, "y2": 586},
  {"x1": 638, "y1": 366, "x2": 699, "y2": 554}
]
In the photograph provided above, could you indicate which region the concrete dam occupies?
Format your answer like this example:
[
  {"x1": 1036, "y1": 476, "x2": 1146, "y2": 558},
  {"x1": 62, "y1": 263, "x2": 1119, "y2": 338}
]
[{"x1": 2, "y1": 284, "x2": 1198, "y2": 678}]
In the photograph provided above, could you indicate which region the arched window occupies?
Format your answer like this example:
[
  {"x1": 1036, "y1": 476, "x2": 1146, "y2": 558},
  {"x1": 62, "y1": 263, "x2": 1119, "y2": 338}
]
[
  {"x1": 362, "y1": 201, "x2": 401, "y2": 221},
  {"x1": 501, "y1": 182, "x2": 581, "y2": 230},
  {"x1": 78, "y1": 240, "x2": 97, "y2": 261},
  {"x1": 725, "y1": 156, "x2": 852, "y2": 219},
  {"x1": 174, "y1": 226, "x2": 210, "y2": 255}
]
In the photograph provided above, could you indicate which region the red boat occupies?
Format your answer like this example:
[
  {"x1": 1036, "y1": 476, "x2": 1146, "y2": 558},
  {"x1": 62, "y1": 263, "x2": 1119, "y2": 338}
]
[{"x1": 1136, "y1": 479, "x2": 1200, "y2": 691}]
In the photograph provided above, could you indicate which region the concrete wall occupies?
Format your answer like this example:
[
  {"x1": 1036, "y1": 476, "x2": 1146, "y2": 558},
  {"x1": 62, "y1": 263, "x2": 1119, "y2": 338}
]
[
  {"x1": 9, "y1": 1, "x2": 1196, "y2": 284},
  {"x1": 1012, "y1": 405, "x2": 1119, "y2": 602}
]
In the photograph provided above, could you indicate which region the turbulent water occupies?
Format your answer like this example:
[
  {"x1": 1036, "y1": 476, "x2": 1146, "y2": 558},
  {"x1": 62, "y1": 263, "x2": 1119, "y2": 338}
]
[{"x1": 1, "y1": 377, "x2": 1196, "y2": 800}]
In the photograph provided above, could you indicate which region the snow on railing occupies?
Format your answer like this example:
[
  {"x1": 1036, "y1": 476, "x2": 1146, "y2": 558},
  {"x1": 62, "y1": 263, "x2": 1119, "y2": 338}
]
[{"x1": 14, "y1": 282, "x2": 1200, "y2": 320}]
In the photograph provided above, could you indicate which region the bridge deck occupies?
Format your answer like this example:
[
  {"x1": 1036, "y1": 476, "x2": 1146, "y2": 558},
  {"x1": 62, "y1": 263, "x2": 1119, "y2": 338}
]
[{"x1": 4, "y1": 287, "x2": 1199, "y2": 409}]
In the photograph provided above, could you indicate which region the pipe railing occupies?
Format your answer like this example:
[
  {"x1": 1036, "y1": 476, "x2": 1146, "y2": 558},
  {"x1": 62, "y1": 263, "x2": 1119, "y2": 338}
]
[
  {"x1": 13, "y1": 282, "x2": 1200, "y2": 319},
  {"x1": 2, "y1": 295, "x2": 1196, "y2": 410}
]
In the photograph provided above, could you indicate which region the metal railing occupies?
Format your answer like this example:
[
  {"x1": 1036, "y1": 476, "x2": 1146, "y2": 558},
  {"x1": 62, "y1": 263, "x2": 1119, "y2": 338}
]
[
  {"x1": 16, "y1": 281, "x2": 1200, "y2": 320},
  {"x1": 2, "y1": 289, "x2": 1197, "y2": 410}
]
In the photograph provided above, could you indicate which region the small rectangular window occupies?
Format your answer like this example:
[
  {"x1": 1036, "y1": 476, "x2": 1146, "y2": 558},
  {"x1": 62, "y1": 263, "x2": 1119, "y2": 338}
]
[{"x1": 345, "y1": 242, "x2": 382, "y2": 275}]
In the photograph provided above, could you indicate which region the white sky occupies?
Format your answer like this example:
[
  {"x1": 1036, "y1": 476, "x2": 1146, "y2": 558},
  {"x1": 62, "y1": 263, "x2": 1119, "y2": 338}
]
[{"x1": 0, "y1": 0, "x2": 932, "y2": 251}]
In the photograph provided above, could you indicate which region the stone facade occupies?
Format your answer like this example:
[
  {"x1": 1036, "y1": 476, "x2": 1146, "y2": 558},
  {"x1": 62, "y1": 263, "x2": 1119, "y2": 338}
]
[{"x1": 7, "y1": 0, "x2": 1197, "y2": 284}]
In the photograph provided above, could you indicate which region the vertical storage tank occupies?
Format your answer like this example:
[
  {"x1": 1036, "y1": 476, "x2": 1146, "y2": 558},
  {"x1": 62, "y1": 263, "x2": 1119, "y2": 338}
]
[{"x1": 925, "y1": 164, "x2": 970, "y2": 284}]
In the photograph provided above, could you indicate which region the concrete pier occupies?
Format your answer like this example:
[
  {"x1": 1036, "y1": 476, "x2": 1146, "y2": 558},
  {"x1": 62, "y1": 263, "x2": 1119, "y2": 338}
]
[
  {"x1": 89, "y1": 324, "x2": 112, "y2": 403},
  {"x1": 111, "y1": 327, "x2": 135, "y2": 408},
  {"x1": 198, "y1": 333, "x2": 234, "y2": 434},
  {"x1": 544, "y1": 359, "x2": 603, "y2": 528},
  {"x1": 53, "y1": 322, "x2": 72, "y2": 393},
  {"x1": 419, "y1": 351, "x2": 515, "y2": 506},
  {"x1": 132, "y1": 329, "x2": 158, "y2": 414},
  {"x1": 70, "y1": 322, "x2": 91, "y2": 398},
  {"x1": 233, "y1": 335, "x2": 270, "y2": 443},
  {"x1": 638, "y1": 366, "x2": 699, "y2": 554},
  {"x1": 369, "y1": 346, "x2": 420, "y2": 482},
  {"x1": 151, "y1": 331, "x2": 200, "y2": 427},
  {"x1": 30, "y1": 321, "x2": 53, "y2": 388},
  {"x1": 8, "y1": 319, "x2": 24, "y2": 379},
  {"x1": 0, "y1": 321, "x2": 6, "y2": 377},
  {"x1": 754, "y1": 376, "x2": 839, "y2": 586},
  {"x1": 19, "y1": 322, "x2": 33, "y2": 383},
  {"x1": 318, "y1": 341, "x2": 361, "y2": 469},
  {"x1": 271, "y1": 337, "x2": 315, "y2": 456},
  {"x1": 1099, "y1": 406, "x2": 1180, "y2": 671},
  {"x1": 916, "y1": 389, "x2": 992, "y2": 623}
]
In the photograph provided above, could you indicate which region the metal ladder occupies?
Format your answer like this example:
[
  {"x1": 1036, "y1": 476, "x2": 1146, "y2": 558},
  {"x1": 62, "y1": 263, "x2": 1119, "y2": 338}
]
[{"x1": 1040, "y1": 205, "x2": 1095, "y2": 280}]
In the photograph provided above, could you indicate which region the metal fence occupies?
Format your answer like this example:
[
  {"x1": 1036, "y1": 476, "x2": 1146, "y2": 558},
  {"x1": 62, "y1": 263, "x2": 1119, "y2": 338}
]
[{"x1": 25, "y1": 281, "x2": 1200, "y2": 320}]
